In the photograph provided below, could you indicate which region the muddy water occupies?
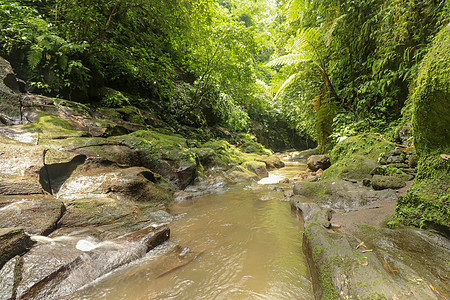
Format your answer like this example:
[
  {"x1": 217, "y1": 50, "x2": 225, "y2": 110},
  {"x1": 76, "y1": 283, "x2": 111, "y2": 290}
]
[{"x1": 70, "y1": 162, "x2": 313, "y2": 299}]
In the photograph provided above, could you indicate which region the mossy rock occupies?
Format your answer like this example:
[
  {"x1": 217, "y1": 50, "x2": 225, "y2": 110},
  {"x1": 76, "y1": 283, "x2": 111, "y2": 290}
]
[
  {"x1": 371, "y1": 175, "x2": 406, "y2": 190},
  {"x1": 303, "y1": 222, "x2": 447, "y2": 299},
  {"x1": 225, "y1": 165, "x2": 259, "y2": 183},
  {"x1": 112, "y1": 130, "x2": 197, "y2": 189},
  {"x1": 396, "y1": 154, "x2": 450, "y2": 232},
  {"x1": 293, "y1": 180, "x2": 397, "y2": 211},
  {"x1": 329, "y1": 134, "x2": 395, "y2": 164},
  {"x1": 22, "y1": 113, "x2": 90, "y2": 140},
  {"x1": 411, "y1": 25, "x2": 450, "y2": 156},
  {"x1": 242, "y1": 161, "x2": 268, "y2": 179},
  {"x1": 322, "y1": 155, "x2": 377, "y2": 181},
  {"x1": 99, "y1": 87, "x2": 130, "y2": 108}
]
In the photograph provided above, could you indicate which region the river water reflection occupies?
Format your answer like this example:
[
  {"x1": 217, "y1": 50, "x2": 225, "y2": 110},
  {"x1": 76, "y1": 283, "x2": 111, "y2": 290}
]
[{"x1": 70, "y1": 162, "x2": 313, "y2": 299}]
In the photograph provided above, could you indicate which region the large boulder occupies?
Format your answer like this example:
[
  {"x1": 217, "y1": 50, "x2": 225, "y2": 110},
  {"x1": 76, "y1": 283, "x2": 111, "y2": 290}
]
[
  {"x1": 396, "y1": 25, "x2": 450, "y2": 232},
  {"x1": 411, "y1": 25, "x2": 450, "y2": 156},
  {"x1": 303, "y1": 222, "x2": 448, "y2": 299},
  {"x1": 293, "y1": 180, "x2": 397, "y2": 211},
  {"x1": 307, "y1": 154, "x2": 330, "y2": 171}
]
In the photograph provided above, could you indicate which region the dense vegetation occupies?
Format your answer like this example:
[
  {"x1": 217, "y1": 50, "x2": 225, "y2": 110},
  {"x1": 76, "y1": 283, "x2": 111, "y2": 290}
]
[{"x1": 1, "y1": 0, "x2": 448, "y2": 152}]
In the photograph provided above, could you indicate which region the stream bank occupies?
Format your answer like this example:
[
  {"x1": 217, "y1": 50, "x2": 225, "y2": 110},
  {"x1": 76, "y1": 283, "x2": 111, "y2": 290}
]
[{"x1": 0, "y1": 55, "x2": 288, "y2": 299}]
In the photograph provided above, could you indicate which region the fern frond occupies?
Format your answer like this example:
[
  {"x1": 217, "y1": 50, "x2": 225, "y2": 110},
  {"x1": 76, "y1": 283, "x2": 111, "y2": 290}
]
[
  {"x1": 324, "y1": 14, "x2": 347, "y2": 47},
  {"x1": 315, "y1": 97, "x2": 334, "y2": 153},
  {"x1": 266, "y1": 53, "x2": 311, "y2": 67},
  {"x1": 27, "y1": 45, "x2": 43, "y2": 70},
  {"x1": 273, "y1": 72, "x2": 303, "y2": 100}
]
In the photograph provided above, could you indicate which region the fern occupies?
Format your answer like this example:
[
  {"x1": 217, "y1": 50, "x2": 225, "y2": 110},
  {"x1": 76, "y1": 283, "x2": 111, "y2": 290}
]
[
  {"x1": 315, "y1": 96, "x2": 334, "y2": 154},
  {"x1": 27, "y1": 45, "x2": 43, "y2": 70}
]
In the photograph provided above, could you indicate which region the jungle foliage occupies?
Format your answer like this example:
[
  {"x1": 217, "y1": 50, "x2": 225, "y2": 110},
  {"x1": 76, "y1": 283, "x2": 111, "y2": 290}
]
[{"x1": 0, "y1": 0, "x2": 448, "y2": 151}]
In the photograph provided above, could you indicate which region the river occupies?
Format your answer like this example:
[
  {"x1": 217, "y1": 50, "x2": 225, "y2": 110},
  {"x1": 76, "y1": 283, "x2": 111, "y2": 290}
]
[{"x1": 68, "y1": 162, "x2": 314, "y2": 299}]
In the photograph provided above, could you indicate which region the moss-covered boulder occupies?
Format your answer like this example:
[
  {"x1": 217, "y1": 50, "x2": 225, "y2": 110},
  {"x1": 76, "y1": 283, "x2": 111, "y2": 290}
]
[
  {"x1": 411, "y1": 25, "x2": 450, "y2": 156},
  {"x1": 322, "y1": 134, "x2": 395, "y2": 181},
  {"x1": 113, "y1": 130, "x2": 198, "y2": 189},
  {"x1": 396, "y1": 25, "x2": 450, "y2": 232},
  {"x1": 396, "y1": 155, "x2": 449, "y2": 231},
  {"x1": 371, "y1": 174, "x2": 406, "y2": 190}
]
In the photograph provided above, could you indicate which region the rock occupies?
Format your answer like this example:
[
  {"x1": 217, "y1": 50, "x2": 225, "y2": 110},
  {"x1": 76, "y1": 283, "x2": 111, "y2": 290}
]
[
  {"x1": 14, "y1": 224, "x2": 169, "y2": 299},
  {"x1": 256, "y1": 156, "x2": 285, "y2": 170},
  {"x1": 0, "y1": 135, "x2": 46, "y2": 178},
  {"x1": 0, "y1": 196, "x2": 65, "y2": 235},
  {"x1": 0, "y1": 255, "x2": 23, "y2": 299},
  {"x1": 225, "y1": 165, "x2": 259, "y2": 183},
  {"x1": 242, "y1": 161, "x2": 269, "y2": 179},
  {"x1": 0, "y1": 174, "x2": 43, "y2": 195},
  {"x1": 371, "y1": 175, "x2": 406, "y2": 190},
  {"x1": 0, "y1": 57, "x2": 21, "y2": 125},
  {"x1": 291, "y1": 199, "x2": 332, "y2": 228},
  {"x1": 55, "y1": 162, "x2": 174, "y2": 204},
  {"x1": 307, "y1": 154, "x2": 331, "y2": 171},
  {"x1": 322, "y1": 154, "x2": 377, "y2": 181},
  {"x1": 303, "y1": 223, "x2": 447, "y2": 299},
  {"x1": 113, "y1": 130, "x2": 198, "y2": 189},
  {"x1": 386, "y1": 155, "x2": 405, "y2": 164},
  {"x1": 0, "y1": 228, "x2": 34, "y2": 270},
  {"x1": 293, "y1": 180, "x2": 397, "y2": 211}
]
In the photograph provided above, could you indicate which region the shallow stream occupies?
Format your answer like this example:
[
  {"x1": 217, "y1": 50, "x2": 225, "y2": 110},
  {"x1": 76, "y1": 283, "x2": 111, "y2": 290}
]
[{"x1": 69, "y1": 162, "x2": 314, "y2": 299}]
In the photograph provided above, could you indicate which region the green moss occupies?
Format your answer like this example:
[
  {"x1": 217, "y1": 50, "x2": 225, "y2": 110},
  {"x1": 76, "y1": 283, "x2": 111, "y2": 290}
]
[
  {"x1": 395, "y1": 154, "x2": 449, "y2": 231},
  {"x1": 329, "y1": 134, "x2": 396, "y2": 164},
  {"x1": 322, "y1": 154, "x2": 377, "y2": 180},
  {"x1": 313, "y1": 245, "x2": 324, "y2": 261},
  {"x1": 411, "y1": 25, "x2": 450, "y2": 156},
  {"x1": 100, "y1": 87, "x2": 130, "y2": 108},
  {"x1": 22, "y1": 113, "x2": 90, "y2": 139}
]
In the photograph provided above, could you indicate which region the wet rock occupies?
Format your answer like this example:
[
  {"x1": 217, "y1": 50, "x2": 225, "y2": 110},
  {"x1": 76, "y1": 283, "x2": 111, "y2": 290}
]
[
  {"x1": 0, "y1": 196, "x2": 65, "y2": 235},
  {"x1": 293, "y1": 180, "x2": 397, "y2": 211},
  {"x1": 322, "y1": 155, "x2": 377, "y2": 181},
  {"x1": 0, "y1": 135, "x2": 46, "y2": 178},
  {"x1": 0, "y1": 255, "x2": 23, "y2": 299},
  {"x1": 242, "y1": 161, "x2": 269, "y2": 179},
  {"x1": 371, "y1": 175, "x2": 406, "y2": 190},
  {"x1": 0, "y1": 57, "x2": 21, "y2": 125},
  {"x1": 291, "y1": 199, "x2": 331, "y2": 228},
  {"x1": 0, "y1": 174, "x2": 43, "y2": 195},
  {"x1": 307, "y1": 155, "x2": 330, "y2": 171},
  {"x1": 55, "y1": 163, "x2": 174, "y2": 204},
  {"x1": 303, "y1": 223, "x2": 446, "y2": 299},
  {"x1": 0, "y1": 228, "x2": 34, "y2": 270},
  {"x1": 15, "y1": 224, "x2": 169, "y2": 299},
  {"x1": 256, "y1": 156, "x2": 285, "y2": 171}
]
